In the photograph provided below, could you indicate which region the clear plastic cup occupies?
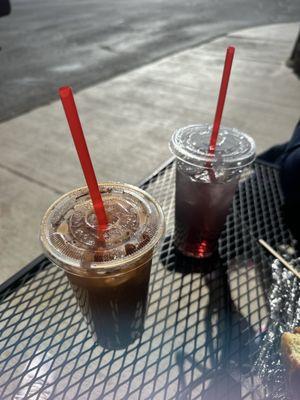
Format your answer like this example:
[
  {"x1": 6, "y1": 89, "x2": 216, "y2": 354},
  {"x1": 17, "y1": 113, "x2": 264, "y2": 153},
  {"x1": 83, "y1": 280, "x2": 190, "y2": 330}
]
[
  {"x1": 40, "y1": 182, "x2": 165, "y2": 349},
  {"x1": 169, "y1": 124, "x2": 255, "y2": 258}
]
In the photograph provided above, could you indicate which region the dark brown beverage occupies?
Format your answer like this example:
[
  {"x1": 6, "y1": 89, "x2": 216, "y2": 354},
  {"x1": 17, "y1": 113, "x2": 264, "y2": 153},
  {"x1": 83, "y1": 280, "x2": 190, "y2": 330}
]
[
  {"x1": 66, "y1": 253, "x2": 152, "y2": 349},
  {"x1": 40, "y1": 183, "x2": 165, "y2": 349}
]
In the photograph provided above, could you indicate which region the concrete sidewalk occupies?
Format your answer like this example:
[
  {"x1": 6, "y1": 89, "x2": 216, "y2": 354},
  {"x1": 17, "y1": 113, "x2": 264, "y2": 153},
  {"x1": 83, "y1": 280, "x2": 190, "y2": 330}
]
[{"x1": 0, "y1": 22, "x2": 299, "y2": 284}]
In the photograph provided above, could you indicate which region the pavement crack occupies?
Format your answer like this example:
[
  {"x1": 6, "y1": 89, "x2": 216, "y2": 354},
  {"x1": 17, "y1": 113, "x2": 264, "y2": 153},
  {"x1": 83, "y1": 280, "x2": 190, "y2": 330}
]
[
  {"x1": 0, "y1": 162, "x2": 63, "y2": 195},
  {"x1": 100, "y1": 45, "x2": 116, "y2": 53}
]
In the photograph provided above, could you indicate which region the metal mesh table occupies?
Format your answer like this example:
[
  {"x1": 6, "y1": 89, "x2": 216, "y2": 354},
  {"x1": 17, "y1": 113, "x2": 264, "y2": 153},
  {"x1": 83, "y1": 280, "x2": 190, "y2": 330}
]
[{"x1": 0, "y1": 160, "x2": 295, "y2": 399}]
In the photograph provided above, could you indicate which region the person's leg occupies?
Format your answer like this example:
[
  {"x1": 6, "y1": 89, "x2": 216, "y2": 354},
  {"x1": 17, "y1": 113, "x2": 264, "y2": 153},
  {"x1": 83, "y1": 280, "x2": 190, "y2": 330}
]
[
  {"x1": 257, "y1": 143, "x2": 288, "y2": 165},
  {"x1": 0, "y1": 0, "x2": 11, "y2": 17},
  {"x1": 286, "y1": 28, "x2": 300, "y2": 76}
]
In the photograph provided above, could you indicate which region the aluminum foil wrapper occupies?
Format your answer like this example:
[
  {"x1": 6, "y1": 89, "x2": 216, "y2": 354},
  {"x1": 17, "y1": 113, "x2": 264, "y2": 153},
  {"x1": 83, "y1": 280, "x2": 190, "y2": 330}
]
[{"x1": 254, "y1": 259, "x2": 300, "y2": 399}]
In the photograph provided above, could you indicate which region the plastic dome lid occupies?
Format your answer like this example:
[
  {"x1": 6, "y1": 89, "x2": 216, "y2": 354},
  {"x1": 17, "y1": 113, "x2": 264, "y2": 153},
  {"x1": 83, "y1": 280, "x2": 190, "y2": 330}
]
[
  {"x1": 40, "y1": 183, "x2": 165, "y2": 276},
  {"x1": 169, "y1": 124, "x2": 256, "y2": 169}
]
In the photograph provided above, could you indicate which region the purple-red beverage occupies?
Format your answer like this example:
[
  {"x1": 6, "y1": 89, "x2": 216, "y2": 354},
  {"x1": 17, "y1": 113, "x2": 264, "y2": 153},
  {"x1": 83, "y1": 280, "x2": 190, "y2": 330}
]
[
  {"x1": 175, "y1": 167, "x2": 238, "y2": 257},
  {"x1": 170, "y1": 125, "x2": 255, "y2": 258}
]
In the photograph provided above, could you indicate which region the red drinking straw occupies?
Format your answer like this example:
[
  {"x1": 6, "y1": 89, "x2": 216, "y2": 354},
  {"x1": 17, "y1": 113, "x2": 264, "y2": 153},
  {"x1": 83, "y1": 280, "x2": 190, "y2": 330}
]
[
  {"x1": 59, "y1": 86, "x2": 108, "y2": 230},
  {"x1": 209, "y1": 46, "x2": 235, "y2": 154}
]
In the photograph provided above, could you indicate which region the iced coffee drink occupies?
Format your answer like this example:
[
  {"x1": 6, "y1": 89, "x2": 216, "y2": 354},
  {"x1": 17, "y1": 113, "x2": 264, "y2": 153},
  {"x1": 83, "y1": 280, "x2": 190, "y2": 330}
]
[{"x1": 40, "y1": 183, "x2": 165, "y2": 349}]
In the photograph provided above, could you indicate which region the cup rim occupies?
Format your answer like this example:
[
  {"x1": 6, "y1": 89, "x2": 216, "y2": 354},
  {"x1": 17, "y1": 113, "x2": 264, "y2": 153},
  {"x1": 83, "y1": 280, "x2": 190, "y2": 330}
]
[
  {"x1": 169, "y1": 124, "x2": 256, "y2": 170},
  {"x1": 40, "y1": 182, "x2": 165, "y2": 276}
]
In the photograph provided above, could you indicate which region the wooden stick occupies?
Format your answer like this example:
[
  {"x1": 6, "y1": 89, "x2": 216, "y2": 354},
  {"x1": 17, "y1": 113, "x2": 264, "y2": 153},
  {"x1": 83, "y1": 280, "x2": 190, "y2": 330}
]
[{"x1": 258, "y1": 239, "x2": 300, "y2": 280}]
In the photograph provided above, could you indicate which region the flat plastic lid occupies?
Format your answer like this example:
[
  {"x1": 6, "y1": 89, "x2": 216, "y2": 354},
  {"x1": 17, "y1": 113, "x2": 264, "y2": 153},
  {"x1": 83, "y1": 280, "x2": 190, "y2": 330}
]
[
  {"x1": 169, "y1": 124, "x2": 256, "y2": 169},
  {"x1": 40, "y1": 183, "x2": 165, "y2": 275}
]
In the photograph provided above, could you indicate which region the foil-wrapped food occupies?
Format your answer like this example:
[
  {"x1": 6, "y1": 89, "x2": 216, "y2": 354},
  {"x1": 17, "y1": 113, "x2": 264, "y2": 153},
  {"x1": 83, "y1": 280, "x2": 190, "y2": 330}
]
[{"x1": 254, "y1": 259, "x2": 300, "y2": 399}]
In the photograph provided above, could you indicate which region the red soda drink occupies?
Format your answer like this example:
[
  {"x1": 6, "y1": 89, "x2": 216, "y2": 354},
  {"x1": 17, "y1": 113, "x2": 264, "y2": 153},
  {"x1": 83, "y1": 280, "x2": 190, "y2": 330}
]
[{"x1": 170, "y1": 124, "x2": 255, "y2": 258}]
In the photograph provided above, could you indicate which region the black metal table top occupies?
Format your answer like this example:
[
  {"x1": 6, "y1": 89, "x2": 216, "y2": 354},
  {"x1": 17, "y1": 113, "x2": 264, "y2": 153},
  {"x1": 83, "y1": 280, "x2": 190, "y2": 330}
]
[{"x1": 0, "y1": 160, "x2": 296, "y2": 399}]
